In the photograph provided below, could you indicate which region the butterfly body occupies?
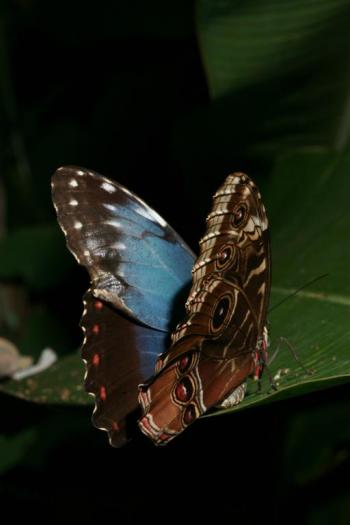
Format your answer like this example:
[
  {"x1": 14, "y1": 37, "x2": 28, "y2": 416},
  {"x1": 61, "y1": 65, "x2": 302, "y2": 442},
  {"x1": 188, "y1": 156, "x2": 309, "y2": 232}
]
[{"x1": 52, "y1": 168, "x2": 270, "y2": 446}]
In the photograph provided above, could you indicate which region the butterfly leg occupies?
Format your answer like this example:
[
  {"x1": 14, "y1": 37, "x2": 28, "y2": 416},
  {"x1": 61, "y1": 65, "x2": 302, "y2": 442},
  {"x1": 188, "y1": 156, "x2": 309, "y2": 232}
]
[
  {"x1": 263, "y1": 362, "x2": 278, "y2": 392},
  {"x1": 270, "y1": 336, "x2": 313, "y2": 375},
  {"x1": 253, "y1": 325, "x2": 269, "y2": 381},
  {"x1": 252, "y1": 325, "x2": 278, "y2": 391}
]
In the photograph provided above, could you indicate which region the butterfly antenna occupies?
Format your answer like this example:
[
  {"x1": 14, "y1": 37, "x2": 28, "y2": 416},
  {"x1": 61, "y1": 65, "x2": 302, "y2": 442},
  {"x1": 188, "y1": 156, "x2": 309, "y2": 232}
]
[{"x1": 268, "y1": 273, "x2": 329, "y2": 314}]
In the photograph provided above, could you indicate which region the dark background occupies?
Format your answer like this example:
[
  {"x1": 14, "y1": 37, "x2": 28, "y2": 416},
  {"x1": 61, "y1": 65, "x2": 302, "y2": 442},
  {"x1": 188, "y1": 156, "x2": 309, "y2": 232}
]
[{"x1": 1, "y1": 1, "x2": 350, "y2": 523}]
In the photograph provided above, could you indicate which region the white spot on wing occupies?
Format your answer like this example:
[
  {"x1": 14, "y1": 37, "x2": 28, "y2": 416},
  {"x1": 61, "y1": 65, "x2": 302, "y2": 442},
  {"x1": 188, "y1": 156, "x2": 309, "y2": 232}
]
[
  {"x1": 112, "y1": 242, "x2": 126, "y2": 250},
  {"x1": 136, "y1": 205, "x2": 167, "y2": 228},
  {"x1": 69, "y1": 199, "x2": 78, "y2": 206},
  {"x1": 69, "y1": 179, "x2": 78, "y2": 188},
  {"x1": 101, "y1": 182, "x2": 116, "y2": 193},
  {"x1": 105, "y1": 219, "x2": 121, "y2": 228},
  {"x1": 76, "y1": 170, "x2": 85, "y2": 176},
  {"x1": 74, "y1": 221, "x2": 83, "y2": 229},
  {"x1": 103, "y1": 204, "x2": 117, "y2": 213}
]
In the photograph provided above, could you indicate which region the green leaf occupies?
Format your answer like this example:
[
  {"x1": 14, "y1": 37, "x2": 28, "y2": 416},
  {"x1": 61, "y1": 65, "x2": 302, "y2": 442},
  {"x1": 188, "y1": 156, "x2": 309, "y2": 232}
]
[
  {"x1": 212, "y1": 148, "x2": 350, "y2": 416},
  {"x1": 0, "y1": 224, "x2": 74, "y2": 291},
  {"x1": 0, "y1": 353, "x2": 91, "y2": 405},
  {"x1": 196, "y1": 0, "x2": 350, "y2": 151}
]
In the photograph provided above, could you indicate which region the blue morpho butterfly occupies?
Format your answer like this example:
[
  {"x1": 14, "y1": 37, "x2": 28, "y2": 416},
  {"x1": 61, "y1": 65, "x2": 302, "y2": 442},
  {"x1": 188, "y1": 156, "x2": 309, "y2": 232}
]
[{"x1": 52, "y1": 166, "x2": 271, "y2": 446}]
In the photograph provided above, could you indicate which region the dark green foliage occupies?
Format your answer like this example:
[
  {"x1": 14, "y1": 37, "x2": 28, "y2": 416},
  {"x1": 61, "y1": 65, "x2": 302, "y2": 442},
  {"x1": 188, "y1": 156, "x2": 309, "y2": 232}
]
[{"x1": 1, "y1": 1, "x2": 350, "y2": 523}]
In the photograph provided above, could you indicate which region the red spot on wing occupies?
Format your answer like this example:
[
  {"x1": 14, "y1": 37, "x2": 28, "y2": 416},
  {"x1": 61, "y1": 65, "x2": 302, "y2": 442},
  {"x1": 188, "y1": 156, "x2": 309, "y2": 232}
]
[
  {"x1": 112, "y1": 421, "x2": 119, "y2": 431},
  {"x1": 183, "y1": 404, "x2": 196, "y2": 425},
  {"x1": 92, "y1": 353, "x2": 100, "y2": 366},
  {"x1": 175, "y1": 377, "x2": 193, "y2": 402},
  {"x1": 94, "y1": 301, "x2": 103, "y2": 310},
  {"x1": 179, "y1": 355, "x2": 189, "y2": 371},
  {"x1": 178, "y1": 354, "x2": 192, "y2": 373},
  {"x1": 100, "y1": 386, "x2": 107, "y2": 401},
  {"x1": 176, "y1": 382, "x2": 187, "y2": 402},
  {"x1": 92, "y1": 324, "x2": 100, "y2": 334}
]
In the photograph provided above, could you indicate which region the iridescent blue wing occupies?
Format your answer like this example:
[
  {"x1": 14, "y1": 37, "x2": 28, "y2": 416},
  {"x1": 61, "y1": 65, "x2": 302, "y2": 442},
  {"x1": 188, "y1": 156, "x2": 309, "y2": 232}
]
[
  {"x1": 52, "y1": 166, "x2": 194, "y2": 445},
  {"x1": 51, "y1": 166, "x2": 195, "y2": 331},
  {"x1": 81, "y1": 291, "x2": 168, "y2": 446}
]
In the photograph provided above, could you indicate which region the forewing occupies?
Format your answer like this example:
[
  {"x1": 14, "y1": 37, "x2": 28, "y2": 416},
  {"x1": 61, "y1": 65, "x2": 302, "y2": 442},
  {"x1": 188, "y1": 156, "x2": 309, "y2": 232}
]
[{"x1": 51, "y1": 166, "x2": 195, "y2": 331}]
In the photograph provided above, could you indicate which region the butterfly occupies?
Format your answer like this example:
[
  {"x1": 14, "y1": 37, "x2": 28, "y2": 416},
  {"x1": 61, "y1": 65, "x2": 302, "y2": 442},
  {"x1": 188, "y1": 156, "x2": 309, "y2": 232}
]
[{"x1": 52, "y1": 167, "x2": 271, "y2": 446}]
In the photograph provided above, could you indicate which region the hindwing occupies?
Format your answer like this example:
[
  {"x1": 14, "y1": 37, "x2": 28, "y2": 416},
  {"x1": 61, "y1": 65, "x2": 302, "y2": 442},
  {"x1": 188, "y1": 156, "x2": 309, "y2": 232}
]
[
  {"x1": 81, "y1": 291, "x2": 168, "y2": 446},
  {"x1": 139, "y1": 172, "x2": 271, "y2": 445}
]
